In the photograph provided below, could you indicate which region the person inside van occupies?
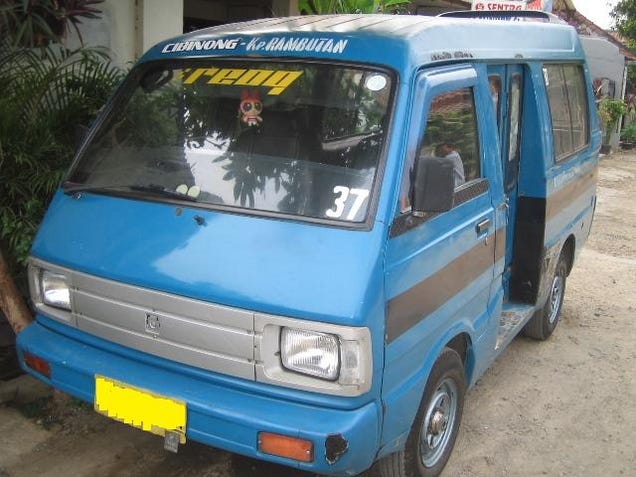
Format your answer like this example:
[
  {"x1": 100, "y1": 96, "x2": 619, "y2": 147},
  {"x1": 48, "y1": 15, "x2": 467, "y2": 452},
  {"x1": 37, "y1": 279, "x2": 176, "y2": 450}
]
[{"x1": 435, "y1": 142, "x2": 465, "y2": 187}]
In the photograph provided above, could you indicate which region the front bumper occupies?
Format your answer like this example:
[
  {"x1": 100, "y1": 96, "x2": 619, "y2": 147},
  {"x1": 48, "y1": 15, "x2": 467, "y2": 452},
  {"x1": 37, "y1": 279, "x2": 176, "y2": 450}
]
[{"x1": 17, "y1": 316, "x2": 380, "y2": 476}]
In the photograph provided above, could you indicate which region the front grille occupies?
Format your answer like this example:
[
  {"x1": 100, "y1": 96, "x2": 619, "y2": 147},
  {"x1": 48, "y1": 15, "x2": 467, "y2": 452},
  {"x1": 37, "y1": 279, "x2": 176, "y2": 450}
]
[{"x1": 33, "y1": 260, "x2": 256, "y2": 380}]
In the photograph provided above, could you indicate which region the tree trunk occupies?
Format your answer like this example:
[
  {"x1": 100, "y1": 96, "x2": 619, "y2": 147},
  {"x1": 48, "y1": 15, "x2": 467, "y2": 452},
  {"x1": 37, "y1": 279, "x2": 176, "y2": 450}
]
[{"x1": 0, "y1": 249, "x2": 32, "y2": 334}]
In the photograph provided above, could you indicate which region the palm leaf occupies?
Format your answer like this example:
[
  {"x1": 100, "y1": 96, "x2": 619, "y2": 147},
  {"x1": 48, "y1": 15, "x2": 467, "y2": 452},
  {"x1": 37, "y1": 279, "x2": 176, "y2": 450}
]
[{"x1": 0, "y1": 38, "x2": 121, "y2": 265}]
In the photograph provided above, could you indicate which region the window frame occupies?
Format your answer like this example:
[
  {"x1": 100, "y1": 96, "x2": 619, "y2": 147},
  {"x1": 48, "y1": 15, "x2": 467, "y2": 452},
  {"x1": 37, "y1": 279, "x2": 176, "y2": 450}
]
[
  {"x1": 398, "y1": 82, "x2": 484, "y2": 215},
  {"x1": 395, "y1": 64, "x2": 489, "y2": 226}
]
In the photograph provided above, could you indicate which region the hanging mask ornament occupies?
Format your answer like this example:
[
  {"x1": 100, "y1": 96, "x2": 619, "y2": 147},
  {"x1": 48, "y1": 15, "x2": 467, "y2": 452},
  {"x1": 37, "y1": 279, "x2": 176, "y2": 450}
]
[{"x1": 239, "y1": 89, "x2": 263, "y2": 127}]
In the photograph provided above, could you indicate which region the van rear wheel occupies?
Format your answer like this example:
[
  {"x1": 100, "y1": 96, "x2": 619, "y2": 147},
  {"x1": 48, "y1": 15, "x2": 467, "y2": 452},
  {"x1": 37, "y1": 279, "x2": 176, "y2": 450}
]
[
  {"x1": 523, "y1": 252, "x2": 568, "y2": 340},
  {"x1": 377, "y1": 348, "x2": 465, "y2": 477}
]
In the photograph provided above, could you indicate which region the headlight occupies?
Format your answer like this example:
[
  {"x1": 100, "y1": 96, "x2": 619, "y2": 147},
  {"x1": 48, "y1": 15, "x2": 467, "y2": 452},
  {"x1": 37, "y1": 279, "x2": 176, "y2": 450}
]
[
  {"x1": 256, "y1": 317, "x2": 372, "y2": 395},
  {"x1": 40, "y1": 270, "x2": 70, "y2": 310},
  {"x1": 281, "y1": 328, "x2": 340, "y2": 381}
]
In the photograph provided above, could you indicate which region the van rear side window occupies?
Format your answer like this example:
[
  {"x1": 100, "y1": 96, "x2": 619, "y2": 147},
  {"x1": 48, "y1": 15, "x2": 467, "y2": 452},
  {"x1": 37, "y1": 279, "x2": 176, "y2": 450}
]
[{"x1": 544, "y1": 64, "x2": 590, "y2": 161}]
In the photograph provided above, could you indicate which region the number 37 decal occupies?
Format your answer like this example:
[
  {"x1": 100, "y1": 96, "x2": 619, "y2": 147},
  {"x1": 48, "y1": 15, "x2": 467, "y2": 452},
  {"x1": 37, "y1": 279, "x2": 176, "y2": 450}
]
[{"x1": 325, "y1": 186, "x2": 370, "y2": 221}]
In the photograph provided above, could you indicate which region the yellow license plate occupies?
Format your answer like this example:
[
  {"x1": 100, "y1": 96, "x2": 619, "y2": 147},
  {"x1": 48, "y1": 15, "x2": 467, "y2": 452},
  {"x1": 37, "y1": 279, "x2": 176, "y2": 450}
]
[{"x1": 94, "y1": 375, "x2": 186, "y2": 443}]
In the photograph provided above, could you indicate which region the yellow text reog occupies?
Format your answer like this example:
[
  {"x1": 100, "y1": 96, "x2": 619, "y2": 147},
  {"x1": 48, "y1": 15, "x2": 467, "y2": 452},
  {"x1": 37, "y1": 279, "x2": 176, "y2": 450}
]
[{"x1": 181, "y1": 68, "x2": 303, "y2": 95}]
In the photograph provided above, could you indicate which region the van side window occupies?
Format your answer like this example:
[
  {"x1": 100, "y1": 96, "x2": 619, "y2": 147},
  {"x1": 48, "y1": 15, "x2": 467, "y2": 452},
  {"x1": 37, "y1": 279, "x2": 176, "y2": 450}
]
[
  {"x1": 544, "y1": 64, "x2": 589, "y2": 161},
  {"x1": 400, "y1": 87, "x2": 480, "y2": 212}
]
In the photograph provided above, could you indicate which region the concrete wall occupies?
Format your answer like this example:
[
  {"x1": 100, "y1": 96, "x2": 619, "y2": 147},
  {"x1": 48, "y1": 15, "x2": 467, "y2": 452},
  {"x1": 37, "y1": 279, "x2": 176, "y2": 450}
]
[
  {"x1": 581, "y1": 37, "x2": 625, "y2": 94},
  {"x1": 65, "y1": 0, "x2": 184, "y2": 68},
  {"x1": 138, "y1": 0, "x2": 184, "y2": 58}
]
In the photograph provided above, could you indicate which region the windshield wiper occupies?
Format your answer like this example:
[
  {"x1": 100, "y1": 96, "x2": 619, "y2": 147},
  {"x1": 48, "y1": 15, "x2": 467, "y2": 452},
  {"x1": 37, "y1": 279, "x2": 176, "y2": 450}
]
[{"x1": 62, "y1": 182, "x2": 198, "y2": 202}]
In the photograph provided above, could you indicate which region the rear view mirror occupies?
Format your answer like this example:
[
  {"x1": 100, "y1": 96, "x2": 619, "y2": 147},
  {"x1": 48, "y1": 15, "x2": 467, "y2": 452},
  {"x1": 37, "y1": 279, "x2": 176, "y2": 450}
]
[
  {"x1": 412, "y1": 156, "x2": 455, "y2": 215},
  {"x1": 140, "y1": 67, "x2": 173, "y2": 93}
]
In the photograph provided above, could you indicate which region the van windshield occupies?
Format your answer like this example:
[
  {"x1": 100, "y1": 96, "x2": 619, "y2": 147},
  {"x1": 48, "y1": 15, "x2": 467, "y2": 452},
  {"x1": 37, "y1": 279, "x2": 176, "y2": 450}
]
[{"x1": 67, "y1": 61, "x2": 393, "y2": 223}]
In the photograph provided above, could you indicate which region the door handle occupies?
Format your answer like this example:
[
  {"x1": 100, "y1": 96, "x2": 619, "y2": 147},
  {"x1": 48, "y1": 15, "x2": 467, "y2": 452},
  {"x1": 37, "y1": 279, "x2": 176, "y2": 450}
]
[{"x1": 476, "y1": 219, "x2": 490, "y2": 234}]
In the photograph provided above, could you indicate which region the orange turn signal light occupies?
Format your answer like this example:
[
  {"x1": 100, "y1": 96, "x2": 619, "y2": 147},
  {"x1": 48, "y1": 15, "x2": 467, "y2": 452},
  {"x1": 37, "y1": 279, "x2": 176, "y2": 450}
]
[
  {"x1": 24, "y1": 352, "x2": 51, "y2": 378},
  {"x1": 258, "y1": 431, "x2": 314, "y2": 463}
]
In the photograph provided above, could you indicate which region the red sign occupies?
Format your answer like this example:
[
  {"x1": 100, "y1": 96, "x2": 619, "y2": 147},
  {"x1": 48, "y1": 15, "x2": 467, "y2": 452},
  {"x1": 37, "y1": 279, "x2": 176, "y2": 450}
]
[
  {"x1": 471, "y1": 1, "x2": 552, "y2": 12},
  {"x1": 472, "y1": 1, "x2": 526, "y2": 11}
]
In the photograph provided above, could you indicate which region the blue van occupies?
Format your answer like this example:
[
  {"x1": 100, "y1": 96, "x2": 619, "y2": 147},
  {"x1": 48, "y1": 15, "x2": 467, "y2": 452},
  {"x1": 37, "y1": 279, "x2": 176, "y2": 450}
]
[{"x1": 17, "y1": 11, "x2": 599, "y2": 477}]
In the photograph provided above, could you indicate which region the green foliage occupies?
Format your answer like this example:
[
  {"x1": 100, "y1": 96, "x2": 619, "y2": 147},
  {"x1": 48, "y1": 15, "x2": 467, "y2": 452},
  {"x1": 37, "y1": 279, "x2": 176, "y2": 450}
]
[
  {"x1": 0, "y1": 0, "x2": 104, "y2": 48},
  {"x1": 0, "y1": 44, "x2": 122, "y2": 272},
  {"x1": 612, "y1": 1, "x2": 636, "y2": 48},
  {"x1": 621, "y1": 121, "x2": 636, "y2": 142},
  {"x1": 598, "y1": 97, "x2": 627, "y2": 144},
  {"x1": 299, "y1": 0, "x2": 410, "y2": 14}
]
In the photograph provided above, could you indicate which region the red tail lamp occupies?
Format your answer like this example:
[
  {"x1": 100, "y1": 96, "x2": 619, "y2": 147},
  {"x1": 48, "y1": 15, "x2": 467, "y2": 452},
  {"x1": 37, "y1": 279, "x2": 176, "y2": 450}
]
[
  {"x1": 24, "y1": 352, "x2": 51, "y2": 378},
  {"x1": 258, "y1": 432, "x2": 314, "y2": 463}
]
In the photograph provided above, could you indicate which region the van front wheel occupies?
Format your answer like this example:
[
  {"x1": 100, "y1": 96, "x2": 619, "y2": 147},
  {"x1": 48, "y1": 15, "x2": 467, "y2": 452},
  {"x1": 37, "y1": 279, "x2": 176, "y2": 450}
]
[{"x1": 377, "y1": 348, "x2": 465, "y2": 477}]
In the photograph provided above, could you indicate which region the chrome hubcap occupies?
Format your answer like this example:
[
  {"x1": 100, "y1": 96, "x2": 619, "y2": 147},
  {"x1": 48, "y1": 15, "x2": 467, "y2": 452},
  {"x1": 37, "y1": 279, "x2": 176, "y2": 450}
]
[
  {"x1": 548, "y1": 273, "x2": 564, "y2": 324},
  {"x1": 420, "y1": 378, "x2": 458, "y2": 468}
]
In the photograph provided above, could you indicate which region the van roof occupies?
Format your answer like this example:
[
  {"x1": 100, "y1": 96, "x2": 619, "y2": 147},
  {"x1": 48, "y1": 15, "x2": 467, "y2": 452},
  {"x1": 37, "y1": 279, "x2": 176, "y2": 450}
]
[{"x1": 144, "y1": 14, "x2": 585, "y2": 70}]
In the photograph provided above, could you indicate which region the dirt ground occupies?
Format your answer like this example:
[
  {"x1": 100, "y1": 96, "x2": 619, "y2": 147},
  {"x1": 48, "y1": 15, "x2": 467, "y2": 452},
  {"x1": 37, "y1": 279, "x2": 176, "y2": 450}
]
[{"x1": 0, "y1": 153, "x2": 635, "y2": 477}]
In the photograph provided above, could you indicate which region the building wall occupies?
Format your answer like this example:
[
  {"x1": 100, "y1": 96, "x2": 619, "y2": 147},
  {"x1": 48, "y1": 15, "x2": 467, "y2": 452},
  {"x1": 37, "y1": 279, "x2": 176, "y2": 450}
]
[
  {"x1": 64, "y1": 0, "x2": 134, "y2": 65},
  {"x1": 138, "y1": 0, "x2": 184, "y2": 58},
  {"x1": 580, "y1": 38, "x2": 625, "y2": 94},
  {"x1": 65, "y1": 0, "x2": 184, "y2": 67},
  {"x1": 581, "y1": 37, "x2": 626, "y2": 150}
]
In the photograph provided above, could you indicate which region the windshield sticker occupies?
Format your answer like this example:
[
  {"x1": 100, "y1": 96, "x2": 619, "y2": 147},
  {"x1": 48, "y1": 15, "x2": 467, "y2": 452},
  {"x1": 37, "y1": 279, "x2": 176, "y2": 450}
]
[
  {"x1": 365, "y1": 74, "x2": 388, "y2": 92},
  {"x1": 246, "y1": 36, "x2": 349, "y2": 55},
  {"x1": 325, "y1": 187, "x2": 370, "y2": 220},
  {"x1": 181, "y1": 68, "x2": 303, "y2": 95},
  {"x1": 161, "y1": 36, "x2": 349, "y2": 56},
  {"x1": 176, "y1": 184, "x2": 201, "y2": 198},
  {"x1": 162, "y1": 39, "x2": 240, "y2": 53}
]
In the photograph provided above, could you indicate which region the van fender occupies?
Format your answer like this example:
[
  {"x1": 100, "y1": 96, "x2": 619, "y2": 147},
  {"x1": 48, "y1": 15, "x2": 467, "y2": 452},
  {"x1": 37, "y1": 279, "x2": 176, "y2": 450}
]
[
  {"x1": 536, "y1": 236, "x2": 574, "y2": 308},
  {"x1": 377, "y1": 321, "x2": 477, "y2": 458}
]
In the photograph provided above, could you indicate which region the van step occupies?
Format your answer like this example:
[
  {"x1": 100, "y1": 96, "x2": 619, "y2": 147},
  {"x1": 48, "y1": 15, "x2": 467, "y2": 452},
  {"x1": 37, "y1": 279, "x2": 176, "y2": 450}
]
[{"x1": 496, "y1": 303, "x2": 536, "y2": 350}]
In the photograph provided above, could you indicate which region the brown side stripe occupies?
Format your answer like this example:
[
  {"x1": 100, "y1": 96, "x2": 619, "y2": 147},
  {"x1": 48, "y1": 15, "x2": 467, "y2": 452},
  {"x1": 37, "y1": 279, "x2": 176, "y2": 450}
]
[
  {"x1": 386, "y1": 227, "x2": 505, "y2": 343},
  {"x1": 546, "y1": 168, "x2": 597, "y2": 220}
]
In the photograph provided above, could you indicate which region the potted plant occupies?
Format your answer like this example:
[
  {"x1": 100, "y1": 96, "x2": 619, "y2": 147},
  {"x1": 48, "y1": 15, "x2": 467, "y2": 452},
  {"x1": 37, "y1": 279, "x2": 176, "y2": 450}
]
[{"x1": 598, "y1": 98, "x2": 627, "y2": 154}]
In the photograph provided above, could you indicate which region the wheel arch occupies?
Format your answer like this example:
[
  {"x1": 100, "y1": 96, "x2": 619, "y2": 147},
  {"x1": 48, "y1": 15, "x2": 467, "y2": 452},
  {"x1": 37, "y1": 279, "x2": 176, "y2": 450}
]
[
  {"x1": 445, "y1": 332, "x2": 475, "y2": 385},
  {"x1": 562, "y1": 234, "x2": 576, "y2": 275},
  {"x1": 376, "y1": 333, "x2": 470, "y2": 474},
  {"x1": 377, "y1": 326, "x2": 475, "y2": 460}
]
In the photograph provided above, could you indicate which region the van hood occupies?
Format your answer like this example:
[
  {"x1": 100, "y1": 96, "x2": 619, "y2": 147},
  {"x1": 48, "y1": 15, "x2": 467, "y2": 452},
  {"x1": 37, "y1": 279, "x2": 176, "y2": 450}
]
[{"x1": 31, "y1": 192, "x2": 386, "y2": 324}]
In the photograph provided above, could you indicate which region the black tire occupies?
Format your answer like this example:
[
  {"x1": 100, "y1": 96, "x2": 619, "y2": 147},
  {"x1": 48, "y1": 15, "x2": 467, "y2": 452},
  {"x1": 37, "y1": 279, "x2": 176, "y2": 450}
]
[
  {"x1": 377, "y1": 348, "x2": 465, "y2": 477},
  {"x1": 523, "y1": 252, "x2": 568, "y2": 340}
]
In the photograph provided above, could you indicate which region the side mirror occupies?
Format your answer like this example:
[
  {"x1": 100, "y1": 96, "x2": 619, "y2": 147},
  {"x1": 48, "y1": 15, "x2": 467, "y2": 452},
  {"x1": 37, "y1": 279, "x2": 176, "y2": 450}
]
[{"x1": 412, "y1": 156, "x2": 455, "y2": 216}]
